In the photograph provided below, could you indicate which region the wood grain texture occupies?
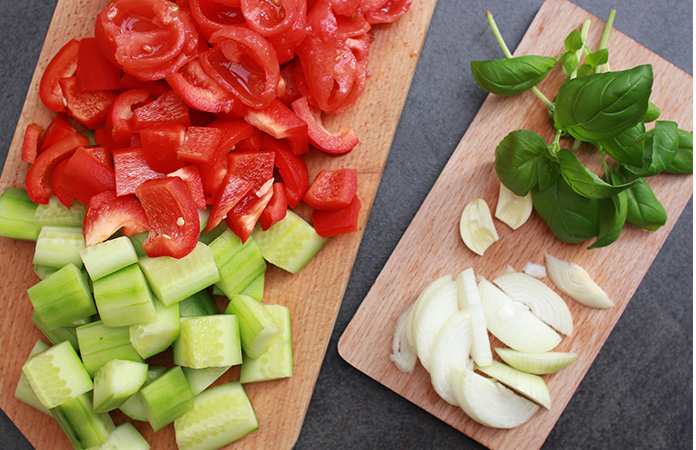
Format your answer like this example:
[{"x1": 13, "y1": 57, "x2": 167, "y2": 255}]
[
  {"x1": 337, "y1": 0, "x2": 693, "y2": 449},
  {"x1": 0, "y1": 0, "x2": 438, "y2": 449}
]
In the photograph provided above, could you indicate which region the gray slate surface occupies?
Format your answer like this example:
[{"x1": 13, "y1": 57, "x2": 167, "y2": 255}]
[{"x1": 0, "y1": 0, "x2": 692, "y2": 449}]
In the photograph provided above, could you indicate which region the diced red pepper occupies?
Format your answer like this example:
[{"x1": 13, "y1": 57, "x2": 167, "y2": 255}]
[
  {"x1": 245, "y1": 99, "x2": 308, "y2": 154},
  {"x1": 39, "y1": 39, "x2": 80, "y2": 113},
  {"x1": 260, "y1": 135, "x2": 308, "y2": 208},
  {"x1": 304, "y1": 168, "x2": 358, "y2": 210},
  {"x1": 225, "y1": 181, "x2": 274, "y2": 242},
  {"x1": 207, "y1": 119, "x2": 254, "y2": 152},
  {"x1": 119, "y1": 73, "x2": 171, "y2": 98},
  {"x1": 75, "y1": 37, "x2": 122, "y2": 92},
  {"x1": 39, "y1": 115, "x2": 76, "y2": 151},
  {"x1": 59, "y1": 76, "x2": 117, "y2": 129},
  {"x1": 105, "y1": 89, "x2": 152, "y2": 149},
  {"x1": 113, "y1": 147, "x2": 166, "y2": 196},
  {"x1": 258, "y1": 182, "x2": 287, "y2": 230},
  {"x1": 235, "y1": 126, "x2": 264, "y2": 152},
  {"x1": 198, "y1": 152, "x2": 230, "y2": 200},
  {"x1": 140, "y1": 122, "x2": 187, "y2": 173},
  {"x1": 50, "y1": 158, "x2": 75, "y2": 207},
  {"x1": 21, "y1": 124, "x2": 44, "y2": 164},
  {"x1": 132, "y1": 90, "x2": 191, "y2": 131},
  {"x1": 291, "y1": 96, "x2": 359, "y2": 155},
  {"x1": 168, "y1": 165, "x2": 207, "y2": 210},
  {"x1": 83, "y1": 189, "x2": 150, "y2": 246},
  {"x1": 311, "y1": 194, "x2": 361, "y2": 238},
  {"x1": 135, "y1": 177, "x2": 200, "y2": 259},
  {"x1": 178, "y1": 126, "x2": 223, "y2": 165},
  {"x1": 58, "y1": 146, "x2": 116, "y2": 205},
  {"x1": 84, "y1": 146, "x2": 113, "y2": 168}
]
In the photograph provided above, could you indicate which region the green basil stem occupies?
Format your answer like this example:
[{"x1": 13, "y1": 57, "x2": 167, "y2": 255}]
[
  {"x1": 550, "y1": 129, "x2": 563, "y2": 156},
  {"x1": 570, "y1": 19, "x2": 592, "y2": 79},
  {"x1": 485, "y1": 11, "x2": 553, "y2": 109},
  {"x1": 597, "y1": 9, "x2": 616, "y2": 73}
]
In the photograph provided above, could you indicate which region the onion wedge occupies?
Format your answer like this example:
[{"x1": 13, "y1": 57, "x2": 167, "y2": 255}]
[
  {"x1": 390, "y1": 305, "x2": 417, "y2": 373},
  {"x1": 545, "y1": 254, "x2": 613, "y2": 309},
  {"x1": 493, "y1": 272, "x2": 573, "y2": 336},
  {"x1": 450, "y1": 367, "x2": 539, "y2": 429},
  {"x1": 455, "y1": 269, "x2": 492, "y2": 366},
  {"x1": 476, "y1": 360, "x2": 551, "y2": 409},
  {"x1": 478, "y1": 279, "x2": 561, "y2": 353},
  {"x1": 428, "y1": 310, "x2": 473, "y2": 405},
  {"x1": 494, "y1": 347, "x2": 578, "y2": 375}
]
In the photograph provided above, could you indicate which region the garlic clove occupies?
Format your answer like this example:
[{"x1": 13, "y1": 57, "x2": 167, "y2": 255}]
[
  {"x1": 495, "y1": 183, "x2": 533, "y2": 230},
  {"x1": 545, "y1": 254, "x2": 613, "y2": 309},
  {"x1": 459, "y1": 198, "x2": 499, "y2": 256}
]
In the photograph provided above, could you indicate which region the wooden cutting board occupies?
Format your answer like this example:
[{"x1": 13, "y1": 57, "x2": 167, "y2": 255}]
[
  {"x1": 0, "y1": 0, "x2": 438, "y2": 449},
  {"x1": 338, "y1": 0, "x2": 693, "y2": 449}
]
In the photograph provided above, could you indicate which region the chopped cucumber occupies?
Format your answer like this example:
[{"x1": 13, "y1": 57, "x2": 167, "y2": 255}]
[
  {"x1": 33, "y1": 196, "x2": 85, "y2": 229},
  {"x1": 139, "y1": 366, "x2": 194, "y2": 432},
  {"x1": 252, "y1": 210, "x2": 327, "y2": 274},
  {"x1": 199, "y1": 220, "x2": 228, "y2": 245},
  {"x1": 173, "y1": 315, "x2": 243, "y2": 369},
  {"x1": 129, "y1": 299, "x2": 180, "y2": 359},
  {"x1": 30, "y1": 311, "x2": 80, "y2": 350},
  {"x1": 76, "y1": 321, "x2": 144, "y2": 376},
  {"x1": 119, "y1": 366, "x2": 168, "y2": 421},
  {"x1": 174, "y1": 382, "x2": 258, "y2": 450},
  {"x1": 129, "y1": 232, "x2": 148, "y2": 258},
  {"x1": 209, "y1": 230, "x2": 266, "y2": 298},
  {"x1": 225, "y1": 294, "x2": 279, "y2": 359},
  {"x1": 179, "y1": 289, "x2": 218, "y2": 318},
  {"x1": 51, "y1": 392, "x2": 116, "y2": 449},
  {"x1": 240, "y1": 272, "x2": 265, "y2": 301},
  {"x1": 33, "y1": 225, "x2": 86, "y2": 268},
  {"x1": 14, "y1": 339, "x2": 51, "y2": 415},
  {"x1": 139, "y1": 242, "x2": 220, "y2": 306},
  {"x1": 27, "y1": 263, "x2": 96, "y2": 331},
  {"x1": 80, "y1": 236, "x2": 139, "y2": 280},
  {"x1": 85, "y1": 422, "x2": 150, "y2": 450},
  {"x1": 33, "y1": 264, "x2": 58, "y2": 280},
  {"x1": 240, "y1": 304, "x2": 293, "y2": 383},
  {"x1": 0, "y1": 187, "x2": 39, "y2": 240},
  {"x1": 183, "y1": 366, "x2": 232, "y2": 396},
  {"x1": 22, "y1": 341, "x2": 93, "y2": 409},
  {"x1": 93, "y1": 359, "x2": 149, "y2": 413},
  {"x1": 93, "y1": 264, "x2": 157, "y2": 327}
]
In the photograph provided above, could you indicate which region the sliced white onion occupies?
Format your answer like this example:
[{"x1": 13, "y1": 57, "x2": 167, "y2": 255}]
[
  {"x1": 407, "y1": 276, "x2": 451, "y2": 350},
  {"x1": 493, "y1": 272, "x2": 574, "y2": 336},
  {"x1": 450, "y1": 366, "x2": 539, "y2": 429},
  {"x1": 455, "y1": 269, "x2": 492, "y2": 367},
  {"x1": 494, "y1": 347, "x2": 578, "y2": 375},
  {"x1": 545, "y1": 254, "x2": 613, "y2": 309},
  {"x1": 476, "y1": 360, "x2": 551, "y2": 409},
  {"x1": 428, "y1": 311, "x2": 473, "y2": 405},
  {"x1": 478, "y1": 279, "x2": 561, "y2": 353},
  {"x1": 390, "y1": 305, "x2": 418, "y2": 373},
  {"x1": 522, "y1": 262, "x2": 546, "y2": 279},
  {"x1": 411, "y1": 276, "x2": 459, "y2": 372}
]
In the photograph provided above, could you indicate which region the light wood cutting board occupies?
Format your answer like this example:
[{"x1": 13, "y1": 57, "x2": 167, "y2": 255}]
[
  {"x1": 0, "y1": 0, "x2": 438, "y2": 449},
  {"x1": 337, "y1": 0, "x2": 693, "y2": 449}
]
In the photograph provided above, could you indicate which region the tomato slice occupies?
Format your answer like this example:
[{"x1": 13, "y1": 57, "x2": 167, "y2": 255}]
[
  {"x1": 304, "y1": 168, "x2": 357, "y2": 210},
  {"x1": 290, "y1": 96, "x2": 359, "y2": 155},
  {"x1": 140, "y1": 122, "x2": 187, "y2": 173},
  {"x1": 266, "y1": 2, "x2": 307, "y2": 64},
  {"x1": 201, "y1": 26, "x2": 280, "y2": 109},
  {"x1": 59, "y1": 77, "x2": 117, "y2": 129},
  {"x1": 57, "y1": 146, "x2": 116, "y2": 205},
  {"x1": 75, "y1": 37, "x2": 122, "y2": 92},
  {"x1": 260, "y1": 135, "x2": 308, "y2": 208},
  {"x1": 39, "y1": 39, "x2": 80, "y2": 113},
  {"x1": 311, "y1": 194, "x2": 361, "y2": 237},
  {"x1": 132, "y1": 90, "x2": 191, "y2": 130},
  {"x1": 113, "y1": 147, "x2": 167, "y2": 196},
  {"x1": 135, "y1": 177, "x2": 200, "y2": 259},
  {"x1": 189, "y1": 0, "x2": 246, "y2": 40},
  {"x1": 245, "y1": 99, "x2": 308, "y2": 155},
  {"x1": 83, "y1": 190, "x2": 150, "y2": 246},
  {"x1": 21, "y1": 124, "x2": 44, "y2": 164},
  {"x1": 241, "y1": 0, "x2": 302, "y2": 37},
  {"x1": 258, "y1": 182, "x2": 287, "y2": 230},
  {"x1": 361, "y1": 0, "x2": 412, "y2": 24}
]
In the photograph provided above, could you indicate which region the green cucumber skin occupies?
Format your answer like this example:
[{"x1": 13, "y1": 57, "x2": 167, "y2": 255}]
[
  {"x1": 80, "y1": 235, "x2": 139, "y2": 281},
  {"x1": 240, "y1": 304, "x2": 293, "y2": 384},
  {"x1": 93, "y1": 264, "x2": 158, "y2": 328},
  {"x1": 51, "y1": 392, "x2": 116, "y2": 449},
  {"x1": 76, "y1": 321, "x2": 144, "y2": 376},
  {"x1": 140, "y1": 366, "x2": 194, "y2": 432},
  {"x1": 209, "y1": 230, "x2": 267, "y2": 298},
  {"x1": 119, "y1": 366, "x2": 169, "y2": 421},
  {"x1": 86, "y1": 422, "x2": 150, "y2": 450},
  {"x1": 225, "y1": 294, "x2": 279, "y2": 359},
  {"x1": 178, "y1": 289, "x2": 218, "y2": 318},
  {"x1": 0, "y1": 187, "x2": 39, "y2": 240}
]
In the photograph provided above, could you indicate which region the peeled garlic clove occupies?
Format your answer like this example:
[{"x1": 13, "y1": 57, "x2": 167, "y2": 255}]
[
  {"x1": 390, "y1": 305, "x2": 418, "y2": 373},
  {"x1": 450, "y1": 366, "x2": 539, "y2": 429},
  {"x1": 476, "y1": 360, "x2": 551, "y2": 409},
  {"x1": 493, "y1": 272, "x2": 573, "y2": 336},
  {"x1": 456, "y1": 268, "x2": 492, "y2": 367},
  {"x1": 460, "y1": 198, "x2": 499, "y2": 256},
  {"x1": 545, "y1": 254, "x2": 613, "y2": 309},
  {"x1": 494, "y1": 347, "x2": 578, "y2": 375},
  {"x1": 495, "y1": 183, "x2": 533, "y2": 230},
  {"x1": 428, "y1": 310, "x2": 473, "y2": 405}
]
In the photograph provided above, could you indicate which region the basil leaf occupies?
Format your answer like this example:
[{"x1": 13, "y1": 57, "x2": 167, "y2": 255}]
[
  {"x1": 561, "y1": 52, "x2": 579, "y2": 77},
  {"x1": 494, "y1": 129, "x2": 548, "y2": 196},
  {"x1": 532, "y1": 177, "x2": 599, "y2": 243},
  {"x1": 564, "y1": 29, "x2": 584, "y2": 52},
  {"x1": 625, "y1": 120, "x2": 679, "y2": 177},
  {"x1": 665, "y1": 129, "x2": 693, "y2": 174},
  {"x1": 600, "y1": 121, "x2": 646, "y2": 166},
  {"x1": 643, "y1": 101, "x2": 660, "y2": 122},
  {"x1": 588, "y1": 173, "x2": 628, "y2": 249},
  {"x1": 616, "y1": 168, "x2": 667, "y2": 231},
  {"x1": 576, "y1": 64, "x2": 594, "y2": 78},
  {"x1": 584, "y1": 49, "x2": 609, "y2": 68},
  {"x1": 554, "y1": 65, "x2": 653, "y2": 141},
  {"x1": 471, "y1": 56, "x2": 558, "y2": 96},
  {"x1": 536, "y1": 154, "x2": 559, "y2": 191},
  {"x1": 557, "y1": 148, "x2": 636, "y2": 198}
]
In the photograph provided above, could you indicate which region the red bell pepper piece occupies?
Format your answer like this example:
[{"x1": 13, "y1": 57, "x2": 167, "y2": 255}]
[
  {"x1": 234, "y1": 126, "x2": 264, "y2": 152},
  {"x1": 258, "y1": 182, "x2": 287, "y2": 230},
  {"x1": 50, "y1": 159, "x2": 75, "y2": 207},
  {"x1": 260, "y1": 135, "x2": 308, "y2": 208},
  {"x1": 25, "y1": 133, "x2": 91, "y2": 204},
  {"x1": 75, "y1": 37, "x2": 122, "y2": 92},
  {"x1": 225, "y1": 180, "x2": 274, "y2": 242},
  {"x1": 113, "y1": 147, "x2": 166, "y2": 196},
  {"x1": 245, "y1": 99, "x2": 308, "y2": 154},
  {"x1": 135, "y1": 177, "x2": 200, "y2": 259},
  {"x1": 119, "y1": 73, "x2": 171, "y2": 98},
  {"x1": 140, "y1": 122, "x2": 187, "y2": 173},
  {"x1": 178, "y1": 126, "x2": 223, "y2": 165},
  {"x1": 83, "y1": 190, "x2": 150, "y2": 246},
  {"x1": 311, "y1": 194, "x2": 361, "y2": 238},
  {"x1": 207, "y1": 119, "x2": 254, "y2": 152},
  {"x1": 39, "y1": 39, "x2": 80, "y2": 113},
  {"x1": 106, "y1": 89, "x2": 152, "y2": 149},
  {"x1": 39, "y1": 115, "x2": 76, "y2": 151},
  {"x1": 291, "y1": 96, "x2": 359, "y2": 155},
  {"x1": 168, "y1": 165, "x2": 207, "y2": 210},
  {"x1": 59, "y1": 76, "x2": 117, "y2": 129},
  {"x1": 21, "y1": 124, "x2": 44, "y2": 164},
  {"x1": 304, "y1": 168, "x2": 358, "y2": 210},
  {"x1": 132, "y1": 90, "x2": 191, "y2": 131},
  {"x1": 57, "y1": 146, "x2": 116, "y2": 206}
]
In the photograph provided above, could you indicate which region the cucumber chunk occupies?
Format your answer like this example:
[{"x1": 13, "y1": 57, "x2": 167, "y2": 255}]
[
  {"x1": 140, "y1": 366, "x2": 194, "y2": 432},
  {"x1": 14, "y1": 339, "x2": 52, "y2": 415},
  {"x1": 31, "y1": 311, "x2": 80, "y2": 350},
  {"x1": 129, "y1": 232, "x2": 148, "y2": 258},
  {"x1": 119, "y1": 366, "x2": 168, "y2": 421},
  {"x1": 225, "y1": 294, "x2": 279, "y2": 359},
  {"x1": 33, "y1": 196, "x2": 85, "y2": 229},
  {"x1": 80, "y1": 236, "x2": 139, "y2": 280},
  {"x1": 129, "y1": 300, "x2": 180, "y2": 359},
  {"x1": 183, "y1": 366, "x2": 232, "y2": 396},
  {"x1": 85, "y1": 422, "x2": 150, "y2": 450},
  {"x1": 76, "y1": 321, "x2": 143, "y2": 376},
  {"x1": 209, "y1": 230, "x2": 266, "y2": 298},
  {"x1": 173, "y1": 315, "x2": 243, "y2": 369},
  {"x1": 252, "y1": 210, "x2": 327, "y2": 274},
  {"x1": 33, "y1": 225, "x2": 86, "y2": 268},
  {"x1": 28, "y1": 263, "x2": 96, "y2": 330},
  {"x1": 179, "y1": 289, "x2": 218, "y2": 318},
  {"x1": 240, "y1": 304, "x2": 293, "y2": 383},
  {"x1": 0, "y1": 187, "x2": 39, "y2": 240},
  {"x1": 240, "y1": 272, "x2": 265, "y2": 301},
  {"x1": 51, "y1": 392, "x2": 116, "y2": 449},
  {"x1": 139, "y1": 242, "x2": 220, "y2": 306},
  {"x1": 93, "y1": 359, "x2": 149, "y2": 414},
  {"x1": 22, "y1": 341, "x2": 93, "y2": 409},
  {"x1": 174, "y1": 382, "x2": 258, "y2": 450},
  {"x1": 33, "y1": 264, "x2": 59, "y2": 280},
  {"x1": 93, "y1": 264, "x2": 158, "y2": 327}
]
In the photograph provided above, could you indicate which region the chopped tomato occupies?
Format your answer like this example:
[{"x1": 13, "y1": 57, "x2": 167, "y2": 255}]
[
  {"x1": 311, "y1": 194, "x2": 361, "y2": 237},
  {"x1": 39, "y1": 39, "x2": 80, "y2": 113},
  {"x1": 276, "y1": 63, "x2": 302, "y2": 106},
  {"x1": 266, "y1": 1, "x2": 308, "y2": 64},
  {"x1": 132, "y1": 90, "x2": 191, "y2": 130},
  {"x1": 83, "y1": 190, "x2": 150, "y2": 246},
  {"x1": 361, "y1": 0, "x2": 412, "y2": 24},
  {"x1": 291, "y1": 96, "x2": 359, "y2": 155},
  {"x1": 140, "y1": 122, "x2": 187, "y2": 173},
  {"x1": 75, "y1": 37, "x2": 122, "y2": 92},
  {"x1": 304, "y1": 168, "x2": 357, "y2": 210},
  {"x1": 258, "y1": 182, "x2": 287, "y2": 230},
  {"x1": 113, "y1": 147, "x2": 166, "y2": 196},
  {"x1": 21, "y1": 124, "x2": 44, "y2": 164},
  {"x1": 260, "y1": 135, "x2": 308, "y2": 208},
  {"x1": 59, "y1": 77, "x2": 117, "y2": 129},
  {"x1": 241, "y1": 0, "x2": 302, "y2": 37},
  {"x1": 245, "y1": 99, "x2": 308, "y2": 154},
  {"x1": 57, "y1": 146, "x2": 116, "y2": 205},
  {"x1": 189, "y1": 0, "x2": 246, "y2": 41}
]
